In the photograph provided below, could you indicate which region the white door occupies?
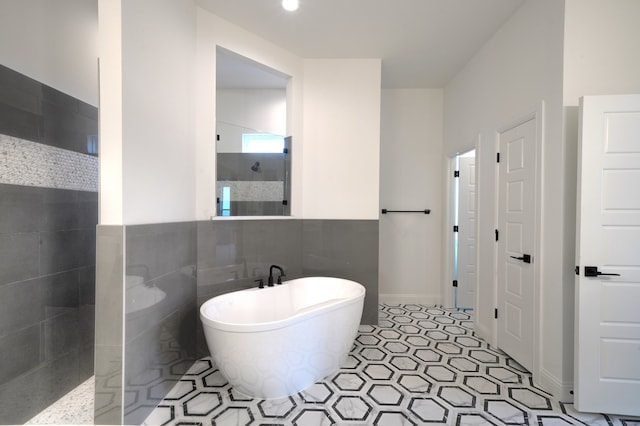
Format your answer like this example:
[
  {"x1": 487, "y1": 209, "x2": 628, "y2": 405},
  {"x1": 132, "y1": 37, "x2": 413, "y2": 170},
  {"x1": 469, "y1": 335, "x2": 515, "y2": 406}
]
[
  {"x1": 575, "y1": 94, "x2": 640, "y2": 416},
  {"x1": 456, "y1": 153, "x2": 476, "y2": 309},
  {"x1": 497, "y1": 117, "x2": 537, "y2": 372}
]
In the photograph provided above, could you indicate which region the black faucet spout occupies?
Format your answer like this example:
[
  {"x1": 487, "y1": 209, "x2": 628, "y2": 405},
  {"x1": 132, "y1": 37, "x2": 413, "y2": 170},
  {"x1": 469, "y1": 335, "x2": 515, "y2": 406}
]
[{"x1": 268, "y1": 264, "x2": 285, "y2": 286}]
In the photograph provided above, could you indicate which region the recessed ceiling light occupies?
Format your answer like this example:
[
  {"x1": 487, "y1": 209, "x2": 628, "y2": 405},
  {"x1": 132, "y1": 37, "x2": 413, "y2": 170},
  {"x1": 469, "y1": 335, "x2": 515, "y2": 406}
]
[{"x1": 282, "y1": 0, "x2": 299, "y2": 12}]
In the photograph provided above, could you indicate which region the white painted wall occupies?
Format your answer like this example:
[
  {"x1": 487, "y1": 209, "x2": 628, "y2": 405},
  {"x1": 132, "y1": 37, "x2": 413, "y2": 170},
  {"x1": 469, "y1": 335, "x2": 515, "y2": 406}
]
[
  {"x1": 563, "y1": 0, "x2": 640, "y2": 105},
  {"x1": 216, "y1": 88, "x2": 286, "y2": 152},
  {"x1": 0, "y1": 0, "x2": 98, "y2": 106},
  {"x1": 99, "y1": 0, "x2": 197, "y2": 225},
  {"x1": 444, "y1": 0, "x2": 566, "y2": 397},
  {"x1": 379, "y1": 89, "x2": 443, "y2": 303},
  {"x1": 98, "y1": 0, "x2": 123, "y2": 225},
  {"x1": 302, "y1": 59, "x2": 381, "y2": 220}
]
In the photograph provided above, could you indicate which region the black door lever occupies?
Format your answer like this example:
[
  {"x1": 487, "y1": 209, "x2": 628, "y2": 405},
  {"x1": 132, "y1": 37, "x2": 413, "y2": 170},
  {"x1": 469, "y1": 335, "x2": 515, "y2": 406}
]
[
  {"x1": 584, "y1": 266, "x2": 620, "y2": 277},
  {"x1": 510, "y1": 254, "x2": 532, "y2": 264}
]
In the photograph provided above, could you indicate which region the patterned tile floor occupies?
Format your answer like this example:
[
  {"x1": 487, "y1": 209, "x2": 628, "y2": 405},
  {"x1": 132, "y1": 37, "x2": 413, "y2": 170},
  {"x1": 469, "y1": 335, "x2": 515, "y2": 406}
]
[{"x1": 144, "y1": 304, "x2": 640, "y2": 425}]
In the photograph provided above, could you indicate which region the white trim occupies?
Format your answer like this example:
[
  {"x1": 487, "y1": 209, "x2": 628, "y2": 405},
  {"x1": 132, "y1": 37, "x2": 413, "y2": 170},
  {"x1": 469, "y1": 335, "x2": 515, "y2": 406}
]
[
  {"x1": 442, "y1": 155, "x2": 456, "y2": 309},
  {"x1": 474, "y1": 322, "x2": 496, "y2": 347},
  {"x1": 494, "y1": 101, "x2": 545, "y2": 391},
  {"x1": 539, "y1": 367, "x2": 574, "y2": 402},
  {"x1": 443, "y1": 142, "x2": 479, "y2": 311}
]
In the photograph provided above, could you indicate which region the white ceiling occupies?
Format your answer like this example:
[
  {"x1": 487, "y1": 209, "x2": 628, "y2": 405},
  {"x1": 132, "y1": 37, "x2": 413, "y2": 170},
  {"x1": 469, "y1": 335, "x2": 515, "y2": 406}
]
[{"x1": 198, "y1": 0, "x2": 525, "y2": 88}]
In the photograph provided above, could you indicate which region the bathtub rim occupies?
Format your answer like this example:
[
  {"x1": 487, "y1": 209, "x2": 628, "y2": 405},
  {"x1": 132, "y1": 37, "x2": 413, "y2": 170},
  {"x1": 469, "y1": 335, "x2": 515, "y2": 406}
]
[{"x1": 200, "y1": 276, "x2": 365, "y2": 333}]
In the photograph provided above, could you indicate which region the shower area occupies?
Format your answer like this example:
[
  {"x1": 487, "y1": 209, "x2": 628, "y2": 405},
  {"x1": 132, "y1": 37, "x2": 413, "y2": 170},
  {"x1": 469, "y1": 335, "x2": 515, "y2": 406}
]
[
  {"x1": 216, "y1": 134, "x2": 292, "y2": 216},
  {"x1": 0, "y1": 64, "x2": 98, "y2": 424}
]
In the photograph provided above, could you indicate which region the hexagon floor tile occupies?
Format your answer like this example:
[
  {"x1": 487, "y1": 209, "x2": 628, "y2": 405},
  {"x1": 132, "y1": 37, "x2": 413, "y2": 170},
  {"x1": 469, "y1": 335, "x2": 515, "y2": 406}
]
[{"x1": 141, "y1": 304, "x2": 639, "y2": 425}]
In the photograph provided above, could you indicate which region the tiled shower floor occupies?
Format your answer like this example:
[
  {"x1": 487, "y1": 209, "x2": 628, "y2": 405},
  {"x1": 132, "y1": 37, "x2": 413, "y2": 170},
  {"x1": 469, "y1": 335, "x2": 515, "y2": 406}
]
[{"x1": 144, "y1": 304, "x2": 640, "y2": 426}]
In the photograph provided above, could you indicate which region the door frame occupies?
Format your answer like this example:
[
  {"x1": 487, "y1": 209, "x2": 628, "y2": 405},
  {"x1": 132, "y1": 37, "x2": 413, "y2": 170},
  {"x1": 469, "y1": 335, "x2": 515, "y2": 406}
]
[
  {"x1": 443, "y1": 139, "x2": 480, "y2": 310},
  {"x1": 494, "y1": 101, "x2": 544, "y2": 380}
]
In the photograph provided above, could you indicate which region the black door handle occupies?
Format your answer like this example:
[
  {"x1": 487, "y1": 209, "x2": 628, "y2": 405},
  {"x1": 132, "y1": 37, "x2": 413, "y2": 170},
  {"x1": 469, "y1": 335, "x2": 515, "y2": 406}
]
[
  {"x1": 510, "y1": 254, "x2": 532, "y2": 264},
  {"x1": 584, "y1": 266, "x2": 620, "y2": 277}
]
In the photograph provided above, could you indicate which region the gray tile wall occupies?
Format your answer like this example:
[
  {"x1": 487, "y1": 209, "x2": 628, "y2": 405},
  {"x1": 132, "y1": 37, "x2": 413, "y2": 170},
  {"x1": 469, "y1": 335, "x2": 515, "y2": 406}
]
[
  {"x1": 302, "y1": 220, "x2": 379, "y2": 324},
  {"x1": 0, "y1": 185, "x2": 97, "y2": 424},
  {"x1": 0, "y1": 64, "x2": 98, "y2": 425},
  {"x1": 0, "y1": 64, "x2": 98, "y2": 156},
  {"x1": 94, "y1": 218, "x2": 379, "y2": 421},
  {"x1": 217, "y1": 153, "x2": 286, "y2": 181},
  {"x1": 196, "y1": 219, "x2": 379, "y2": 356},
  {"x1": 216, "y1": 150, "x2": 291, "y2": 216},
  {"x1": 94, "y1": 226, "x2": 124, "y2": 425},
  {"x1": 123, "y1": 222, "x2": 197, "y2": 425},
  {"x1": 94, "y1": 223, "x2": 198, "y2": 425}
]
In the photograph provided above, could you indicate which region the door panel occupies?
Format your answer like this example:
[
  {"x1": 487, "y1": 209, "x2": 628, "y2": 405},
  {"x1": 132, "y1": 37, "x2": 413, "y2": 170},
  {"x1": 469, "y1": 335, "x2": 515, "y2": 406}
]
[
  {"x1": 497, "y1": 117, "x2": 537, "y2": 372},
  {"x1": 456, "y1": 154, "x2": 476, "y2": 309},
  {"x1": 575, "y1": 94, "x2": 640, "y2": 416}
]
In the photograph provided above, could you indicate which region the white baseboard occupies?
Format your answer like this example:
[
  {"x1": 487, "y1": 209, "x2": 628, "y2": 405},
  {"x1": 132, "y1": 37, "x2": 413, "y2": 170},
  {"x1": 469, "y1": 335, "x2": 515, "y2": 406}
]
[
  {"x1": 379, "y1": 294, "x2": 441, "y2": 306},
  {"x1": 474, "y1": 322, "x2": 497, "y2": 348},
  {"x1": 538, "y1": 367, "x2": 574, "y2": 402}
]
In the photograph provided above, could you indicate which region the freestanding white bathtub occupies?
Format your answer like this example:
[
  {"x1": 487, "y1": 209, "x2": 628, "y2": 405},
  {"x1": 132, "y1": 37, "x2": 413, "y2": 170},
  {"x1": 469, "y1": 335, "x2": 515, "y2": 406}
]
[{"x1": 199, "y1": 276, "x2": 365, "y2": 399}]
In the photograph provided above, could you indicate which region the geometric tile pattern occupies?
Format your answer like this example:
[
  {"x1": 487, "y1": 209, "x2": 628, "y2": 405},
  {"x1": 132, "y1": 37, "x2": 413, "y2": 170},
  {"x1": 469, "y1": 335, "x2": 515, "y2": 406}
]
[
  {"x1": 144, "y1": 304, "x2": 640, "y2": 425},
  {"x1": 0, "y1": 133, "x2": 98, "y2": 192}
]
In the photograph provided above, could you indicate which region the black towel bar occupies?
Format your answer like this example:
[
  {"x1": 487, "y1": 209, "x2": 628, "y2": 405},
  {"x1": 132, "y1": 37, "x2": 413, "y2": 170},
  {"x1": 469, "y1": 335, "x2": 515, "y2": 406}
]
[{"x1": 381, "y1": 209, "x2": 431, "y2": 214}]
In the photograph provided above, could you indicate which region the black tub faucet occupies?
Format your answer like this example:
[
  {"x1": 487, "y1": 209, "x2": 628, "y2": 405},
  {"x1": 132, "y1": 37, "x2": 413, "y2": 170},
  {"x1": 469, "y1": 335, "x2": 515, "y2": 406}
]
[{"x1": 268, "y1": 265, "x2": 285, "y2": 286}]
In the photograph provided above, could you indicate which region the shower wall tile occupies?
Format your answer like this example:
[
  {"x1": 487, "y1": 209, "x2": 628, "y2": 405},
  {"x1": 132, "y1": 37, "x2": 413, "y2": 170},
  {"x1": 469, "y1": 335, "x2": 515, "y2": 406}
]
[
  {"x1": 40, "y1": 188, "x2": 80, "y2": 231},
  {"x1": 43, "y1": 310, "x2": 81, "y2": 361},
  {"x1": 39, "y1": 228, "x2": 96, "y2": 275},
  {"x1": 77, "y1": 191, "x2": 99, "y2": 229},
  {"x1": 217, "y1": 181, "x2": 284, "y2": 201},
  {"x1": 0, "y1": 270, "x2": 86, "y2": 341},
  {"x1": 0, "y1": 324, "x2": 41, "y2": 385},
  {"x1": 41, "y1": 86, "x2": 99, "y2": 155},
  {"x1": 217, "y1": 152, "x2": 286, "y2": 181},
  {"x1": 0, "y1": 64, "x2": 98, "y2": 156},
  {"x1": 0, "y1": 232, "x2": 40, "y2": 286},
  {"x1": 0, "y1": 64, "x2": 98, "y2": 425},
  {"x1": 0, "y1": 278, "x2": 42, "y2": 337},
  {"x1": 0, "y1": 134, "x2": 99, "y2": 191},
  {"x1": 216, "y1": 152, "x2": 289, "y2": 216},
  {"x1": 0, "y1": 185, "x2": 98, "y2": 235},
  {"x1": 224, "y1": 200, "x2": 285, "y2": 216},
  {"x1": 0, "y1": 184, "x2": 42, "y2": 233},
  {"x1": 0, "y1": 64, "x2": 41, "y2": 112},
  {"x1": 0, "y1": 102, "x2": 42, "y2": 144},
  {"x1": 0, "y1": 347, "x2": 81, "y2": 425},
  {"x1": 78, "y1": 305, "x2": 96, "y2": 379},
  {"x1": 41, "y1": 269, "x2": 81, "y2": 315},
  {"x1": 79, "y1": 265, "x2": 96, "y2": 306}
]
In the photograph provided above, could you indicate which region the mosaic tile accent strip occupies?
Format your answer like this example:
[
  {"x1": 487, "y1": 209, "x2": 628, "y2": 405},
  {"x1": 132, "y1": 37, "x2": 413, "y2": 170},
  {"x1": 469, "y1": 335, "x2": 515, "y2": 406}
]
[
  {"x1": 0, "y1": 133, "x2": 98, "y2": 192},
  {"x1": 217, "y1": 180, "x2": 284, "y2": 202},
  {"x1": 144, "y1": 304, "x2": 640, "y2": 425}
]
